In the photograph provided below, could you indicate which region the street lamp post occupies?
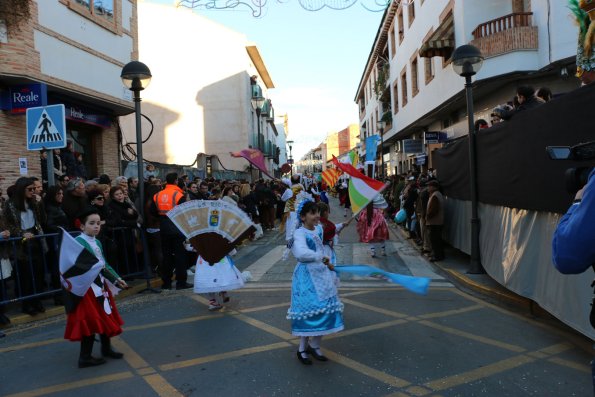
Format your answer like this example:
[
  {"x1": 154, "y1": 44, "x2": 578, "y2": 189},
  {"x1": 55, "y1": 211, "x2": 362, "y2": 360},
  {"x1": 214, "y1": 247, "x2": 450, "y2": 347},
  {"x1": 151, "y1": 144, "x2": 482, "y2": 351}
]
[
  {"x1": 452, "y1": 44, "x2": 485, "y2": 274},
  {"x1": 251, "y1": 96, "x2": 266, "y2": 180},
  {"x1": 377, "y1": 121, "x2": 386, "y2": 180},
  {"x1": 121, "y1": 60, "x2": 156, "y2": 292},
  {"x1": 121, "y1": 61, "x2": 152, "y2": 221},
  {"x1": 287, "y1": 140, "x2": 294, "y2": 176}
]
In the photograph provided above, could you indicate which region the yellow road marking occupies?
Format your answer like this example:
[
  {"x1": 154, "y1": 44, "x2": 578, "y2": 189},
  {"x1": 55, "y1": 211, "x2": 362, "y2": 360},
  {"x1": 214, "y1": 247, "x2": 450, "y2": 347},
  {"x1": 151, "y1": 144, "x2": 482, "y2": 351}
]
[
  {"x1": 4, "y1": 371, "x2": 134, "y2": 397},
  {"x1": 548, "y1": 357, "x2": 592, "y2": 374},
  {"x1": 325, "y1": 319, "x2": 408, "y2": 340},
  {"x1": 159, "y1": 341, "x2": 291, "y2": 371},
  {"x1": 240, "y1": 302, "x2": 290, "y2": 313},
  {"x1": 232, "y1": 312, "x2": 294, "y2": 340},
  {"x1": 143, "y1": 374, "x2": 184, "y2": 396},
  {"x1": 417, "y1": 304, "x2": 483, "y2": 319},
  {"x1": 323, "y1": 350, "x2": 411, "y2": 388},
  {"x1": 124, "y1": 313, "x2": 223, "y2": 331},
  {"x1": 424, "y1": 354, "x2": 535, "y2": 391},
  {"x1": 418, "y1": 320, "x2": 526, "y2": 353},
  {"x1": 406, "y1": 385, "x2": 434, "y2": 396},
  {"x1": 384, "y1": 392, "x2": 410, "y2": 397},
  {"x1": 538, "y1": 342, "x2": 573, "y2": 355},
  {"x1": 341, "y1": 298, "x2": 408, "y2": 318},
  {"x1": 137, "y1": 367, "x2": 157, "y2": 376},
  {"x1": 0, "y1": 337, "x2": 64, "y2": 353},
  {"x1": 112, "y1": 337, "x2": 150, "y2": 369}
]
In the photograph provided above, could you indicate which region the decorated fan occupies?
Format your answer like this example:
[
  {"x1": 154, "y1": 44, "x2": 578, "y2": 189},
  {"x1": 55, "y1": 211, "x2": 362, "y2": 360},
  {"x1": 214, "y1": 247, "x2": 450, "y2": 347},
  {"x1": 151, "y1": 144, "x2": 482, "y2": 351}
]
[{"x1": 167, "y1": 200, "x2": 256, "y2": 265}]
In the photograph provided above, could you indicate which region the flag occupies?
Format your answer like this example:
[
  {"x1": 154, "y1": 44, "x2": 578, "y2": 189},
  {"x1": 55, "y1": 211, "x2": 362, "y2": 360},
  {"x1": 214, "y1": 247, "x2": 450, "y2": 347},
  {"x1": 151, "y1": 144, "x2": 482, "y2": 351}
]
[
  {"x1": 59, "y1": 230, "x2": 102, "y2": 297},
  {"x1": 230, "y1": 148, "x2": 274, "y2": 179},
  {"x1": 332, "y1": 156, "x2": 386, "y2": 215},
  {"x1": 339, "y1": 150, "x2": 359, "y2": 168},
  {"x1": 321, "y1": 168, "x2": 341, "y2": 187},
  {"x1": 334, "y1": 265, "x2": 430, "y2": 295}
]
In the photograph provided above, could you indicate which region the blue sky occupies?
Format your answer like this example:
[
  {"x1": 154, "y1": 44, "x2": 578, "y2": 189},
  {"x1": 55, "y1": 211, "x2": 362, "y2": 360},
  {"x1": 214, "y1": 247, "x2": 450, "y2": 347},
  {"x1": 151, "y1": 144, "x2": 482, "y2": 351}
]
[{"x1": 148, "y1": 0, "x2": 383, "y2": 159}]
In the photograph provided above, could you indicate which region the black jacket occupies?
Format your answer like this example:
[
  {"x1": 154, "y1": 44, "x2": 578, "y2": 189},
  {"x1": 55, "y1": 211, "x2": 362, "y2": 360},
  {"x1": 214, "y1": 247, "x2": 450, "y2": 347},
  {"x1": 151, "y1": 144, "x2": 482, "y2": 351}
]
[
  {"x1": 44, "y1": 203, "x2": 69, "y2": 233},
  {"x1": 107, "y1": 200, "x2": 138, "y2": 229}
]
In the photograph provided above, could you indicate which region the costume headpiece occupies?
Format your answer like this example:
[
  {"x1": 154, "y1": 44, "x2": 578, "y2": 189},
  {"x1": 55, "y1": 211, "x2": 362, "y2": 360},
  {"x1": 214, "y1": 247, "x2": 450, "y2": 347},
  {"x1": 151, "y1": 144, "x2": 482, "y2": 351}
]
[{"x1": 570, "y1": 0, "x2": 595, "y2": 76}]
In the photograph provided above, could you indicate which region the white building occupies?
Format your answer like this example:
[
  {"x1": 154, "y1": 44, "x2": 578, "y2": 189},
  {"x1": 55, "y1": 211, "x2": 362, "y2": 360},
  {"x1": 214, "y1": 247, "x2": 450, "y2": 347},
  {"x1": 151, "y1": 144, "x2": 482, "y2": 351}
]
[
  {"x1": 120, "y1": 1, "x2": 282, "y2": 179},
  {"x1": 355, "y1": 0, "x2": 580, "y2": 176}
]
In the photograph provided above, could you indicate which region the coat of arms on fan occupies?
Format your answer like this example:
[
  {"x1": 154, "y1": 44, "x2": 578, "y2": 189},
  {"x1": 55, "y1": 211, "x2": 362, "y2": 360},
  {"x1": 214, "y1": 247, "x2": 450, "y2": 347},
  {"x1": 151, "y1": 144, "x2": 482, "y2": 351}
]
[{"x1": 167, "y1": 200, "x2": 256, "y2": 265}]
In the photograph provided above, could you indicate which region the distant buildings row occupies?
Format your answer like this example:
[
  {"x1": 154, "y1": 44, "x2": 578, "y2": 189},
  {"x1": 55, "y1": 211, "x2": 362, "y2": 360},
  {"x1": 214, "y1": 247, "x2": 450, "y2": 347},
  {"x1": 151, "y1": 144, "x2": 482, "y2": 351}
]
[
  {"x1": 0, "y1": 1, "x2": 287, "y2": 185},
  {"x1": 355, "y1": 0, "x2": 580, "y2": 177}
]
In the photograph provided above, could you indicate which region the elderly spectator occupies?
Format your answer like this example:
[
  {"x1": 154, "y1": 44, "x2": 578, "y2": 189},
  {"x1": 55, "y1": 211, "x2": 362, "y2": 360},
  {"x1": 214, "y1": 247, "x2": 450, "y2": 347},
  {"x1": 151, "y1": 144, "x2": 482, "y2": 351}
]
[
  {"x1": 84, "y1": 179, "x2": 98, "y2": 194},
  {"x1": 62, "y1": 178, "x2": 87, "y2": 228},
  {"x1": 3, "y1": 177, "x2": 47, "y2": 315},
  {"x1": 425, "y1": 180, "x2": 445, "y2": 262}
]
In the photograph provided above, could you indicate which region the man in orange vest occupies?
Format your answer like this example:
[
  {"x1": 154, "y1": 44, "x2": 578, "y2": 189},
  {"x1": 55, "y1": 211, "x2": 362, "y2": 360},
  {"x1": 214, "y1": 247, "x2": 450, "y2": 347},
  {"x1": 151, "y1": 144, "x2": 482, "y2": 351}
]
[{"x1": 150, "y1": 172, "x2": 191, "y2": 290}]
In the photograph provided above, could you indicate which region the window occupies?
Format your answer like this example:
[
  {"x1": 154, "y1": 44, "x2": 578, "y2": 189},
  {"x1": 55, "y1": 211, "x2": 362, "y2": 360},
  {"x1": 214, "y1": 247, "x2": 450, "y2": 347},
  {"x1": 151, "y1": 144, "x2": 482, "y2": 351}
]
[
  {"x1": 397, "y1": 7, "x2": 404, "y2": 44},
  {"x1": 411, "y1": 57, "x2": 419, "y2": 97},
  {"x1": 63, "y1": 0, "x2": 120, "y2": 34},
  {"x1": 408, "y1": 1, "x2": 415, "y2": 26},
  {"x1": 392, "y1": 81, "x2": 399, "y2": 114},
  {"x1": 389, "y1": 25, "x2": 396, "y2": 58},
  {"x1": 401, "y1": 67, "x2": 408, "y2": 107},
  {"x1": 424, "y1": 57, "x2": 435, "y2": 84}
]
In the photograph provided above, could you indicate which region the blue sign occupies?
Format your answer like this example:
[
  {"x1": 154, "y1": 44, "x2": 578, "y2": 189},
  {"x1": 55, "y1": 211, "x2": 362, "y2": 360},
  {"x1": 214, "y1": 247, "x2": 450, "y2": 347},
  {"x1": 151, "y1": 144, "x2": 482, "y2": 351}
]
[
  {"x1": 416, "y1": 154, "x2": 427, "y2": 165},
  {"x1": 64, "y1": 104, "x2": 112, "y2": 129},
  {"x1": 403, "y1": 139, "x2": 423, "y2": 154},
  {"x1": 26, "y1": 104, "x2": 66, "y2": 151},
  {"x1": 424, "y1": 131, "x2": 448, "y2": 144},
  {"x1": 365, "y1": 135, "x2": 380, "y2": 162},
  {"x1": 9, "y1": 84, "x2": 47, "y2": 114}
]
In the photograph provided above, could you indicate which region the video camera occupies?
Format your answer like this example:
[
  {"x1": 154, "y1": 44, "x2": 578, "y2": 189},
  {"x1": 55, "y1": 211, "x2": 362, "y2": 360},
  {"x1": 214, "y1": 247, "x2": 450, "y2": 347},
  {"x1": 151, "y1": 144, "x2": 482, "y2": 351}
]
[{"x1": 546, "y1": 141, "x2": 595, "y2": 194}]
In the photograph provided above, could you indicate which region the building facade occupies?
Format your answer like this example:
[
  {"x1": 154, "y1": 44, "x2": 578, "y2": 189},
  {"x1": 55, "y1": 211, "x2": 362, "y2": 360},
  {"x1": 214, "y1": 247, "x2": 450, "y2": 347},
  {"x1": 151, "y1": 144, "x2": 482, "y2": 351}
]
[
  {"x1": 119, "y1": 2, "x2": 282, "y2": 179},
  {"x1": 323, "y1": 123, "x2": 360, "y2": 169},
  {"x1": 355, "y1": 0, "x2": 580, "y2": 176},
  {"x1": 0, "y1": 0, "x2": 137, "y2": 187}
]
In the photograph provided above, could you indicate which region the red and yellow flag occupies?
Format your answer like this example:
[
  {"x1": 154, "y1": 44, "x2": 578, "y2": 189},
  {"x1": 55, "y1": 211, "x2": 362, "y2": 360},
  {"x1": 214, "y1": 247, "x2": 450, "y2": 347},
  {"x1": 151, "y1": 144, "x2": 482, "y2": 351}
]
[{"x1": 322, "y1": 168, "x2": 342, "y2": 187}]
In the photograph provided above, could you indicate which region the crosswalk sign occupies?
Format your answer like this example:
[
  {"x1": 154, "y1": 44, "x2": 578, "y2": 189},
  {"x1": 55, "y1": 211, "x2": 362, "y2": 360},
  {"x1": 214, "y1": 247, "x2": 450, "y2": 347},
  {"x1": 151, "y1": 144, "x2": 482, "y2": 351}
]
[{"x1": 26, "y1": 104, "x2": 66, "y2": 151}]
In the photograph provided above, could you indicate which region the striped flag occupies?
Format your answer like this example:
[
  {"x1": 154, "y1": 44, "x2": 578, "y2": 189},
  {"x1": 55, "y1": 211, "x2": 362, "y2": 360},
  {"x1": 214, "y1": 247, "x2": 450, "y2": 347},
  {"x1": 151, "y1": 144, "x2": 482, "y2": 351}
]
[
  {"x1": 332, "y1": 156, "x2": 387, "y2": 215},
  {"x1": 321, "y1": 168, "x2": 341, "y2": 187},
  {"x1": 59, "y1": 230, "x2": 102, "y2": 297},
  {"x1": 339, "y1": 150, "x2": 359, "y2": 168}
]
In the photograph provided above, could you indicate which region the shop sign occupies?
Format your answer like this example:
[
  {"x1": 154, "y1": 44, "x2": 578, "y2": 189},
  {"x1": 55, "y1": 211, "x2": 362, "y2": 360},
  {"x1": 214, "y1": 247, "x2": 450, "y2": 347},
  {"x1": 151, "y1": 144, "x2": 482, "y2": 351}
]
[
  {"x1": 416, "y1": 154, "x2": 427, "y2": 165},
  {"x1": 64, "y1": 104, "x2": 112, "y2": 128},
  {"x1": 424, "y1": 131, "x2": 448, "y2": 144},
  {"x1": 8, "y1": 84, "x2": 47, "y2": 114},
  {"x1": 403, "y1": 139, "x2": 423, "y2": 154}
]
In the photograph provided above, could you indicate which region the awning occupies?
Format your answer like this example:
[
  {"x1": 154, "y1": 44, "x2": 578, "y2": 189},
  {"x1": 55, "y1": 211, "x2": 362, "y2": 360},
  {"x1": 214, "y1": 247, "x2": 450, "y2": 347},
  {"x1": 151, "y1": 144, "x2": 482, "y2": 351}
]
[{"x1": 420, "y1": 13, "x2": 454, "y2": 59}]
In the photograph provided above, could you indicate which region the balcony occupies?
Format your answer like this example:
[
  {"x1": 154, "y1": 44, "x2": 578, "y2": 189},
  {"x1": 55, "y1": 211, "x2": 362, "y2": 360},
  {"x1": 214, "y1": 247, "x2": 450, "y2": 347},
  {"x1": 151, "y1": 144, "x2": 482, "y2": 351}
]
[{"x1": 470, "y1": 12, "x2": 537, "y2": 58}]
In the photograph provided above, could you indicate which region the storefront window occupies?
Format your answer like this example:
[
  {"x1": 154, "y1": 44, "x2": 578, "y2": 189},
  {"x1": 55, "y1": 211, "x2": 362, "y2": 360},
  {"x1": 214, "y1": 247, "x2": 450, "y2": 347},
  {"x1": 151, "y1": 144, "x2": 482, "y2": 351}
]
[{"x1": 68, "y1": 126, "x2": 97, "y2": 179}]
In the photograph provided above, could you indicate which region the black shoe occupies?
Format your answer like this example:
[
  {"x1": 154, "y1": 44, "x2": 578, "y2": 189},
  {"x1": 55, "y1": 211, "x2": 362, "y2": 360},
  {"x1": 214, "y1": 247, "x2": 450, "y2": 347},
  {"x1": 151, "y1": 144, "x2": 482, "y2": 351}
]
[
  {"x1": 0, "y1": 313, "x2": 10, "y2": 325},
  {"x1": 176, "y1": 283, "x2": 193, "y2": 290},
  {"x1": 161, "y1": 282, "x2": 172, "y2": 290},
  {"x1": 102, "y1": 347, "x2": 124, "y2": 359},
  {"x1": 21, "y1": 304, "x2": 38, "y2": 316},
  {"x1": 296, "y1": 350, "x2": 312, "y2": 365},
  {"x1": 78, "y1": 356, "x2": 106, "y2": 368},
  {"x1": 307, "y1": 345, "x2": 328, "y2": 362},
  {"x1": 33, "y1": 301, "x2": 46, "y2": 313}
]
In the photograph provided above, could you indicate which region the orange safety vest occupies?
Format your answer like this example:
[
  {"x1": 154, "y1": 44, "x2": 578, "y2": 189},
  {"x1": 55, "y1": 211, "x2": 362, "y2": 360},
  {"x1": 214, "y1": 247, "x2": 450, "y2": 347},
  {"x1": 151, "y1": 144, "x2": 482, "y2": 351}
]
[{"x1": 153, "y1": 184, "x2": 184, "y2": 216}]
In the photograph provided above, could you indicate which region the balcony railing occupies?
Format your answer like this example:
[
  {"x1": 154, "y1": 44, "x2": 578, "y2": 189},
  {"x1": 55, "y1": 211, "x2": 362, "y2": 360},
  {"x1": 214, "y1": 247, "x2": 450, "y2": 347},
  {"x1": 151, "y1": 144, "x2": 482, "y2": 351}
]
[{"x1": 472, "y1": 12, "x2": 532, "y2": 40}]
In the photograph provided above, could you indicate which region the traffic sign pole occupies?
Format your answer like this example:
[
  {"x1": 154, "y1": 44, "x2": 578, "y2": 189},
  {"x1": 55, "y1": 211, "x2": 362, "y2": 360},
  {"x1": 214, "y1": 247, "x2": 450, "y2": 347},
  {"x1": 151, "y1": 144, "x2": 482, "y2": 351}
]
[{"x1": 46, "y1": 151, "x2": 55, "y2": 187}]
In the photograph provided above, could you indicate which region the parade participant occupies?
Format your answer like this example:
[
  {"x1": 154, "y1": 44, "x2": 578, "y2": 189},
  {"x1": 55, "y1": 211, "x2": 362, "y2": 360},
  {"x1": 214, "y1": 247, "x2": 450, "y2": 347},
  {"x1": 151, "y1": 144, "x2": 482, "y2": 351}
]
[
  {"x1": 317, "y1": 202, "x2": 345, "y2": 266},
  {"x1": 63, "y1": 208, "x2": 128, "y2": 368},
  {"x1": 281, "y1": 174, "x2": 304, "y2": 236},
  {"x1": 287, "y1": 200, "x2": 344, "y2": 365},
  {"x1": 356, "y1": 195, "x2": 390, "y2": 258}
]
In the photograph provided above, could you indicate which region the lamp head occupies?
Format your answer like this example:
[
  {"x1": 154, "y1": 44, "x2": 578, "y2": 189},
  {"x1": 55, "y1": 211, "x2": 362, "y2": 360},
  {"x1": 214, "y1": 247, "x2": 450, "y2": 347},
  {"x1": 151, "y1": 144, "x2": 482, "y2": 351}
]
[
  {"x1": 121, "y1": 61, "x2": 152, "y2": 91},
  {"x1": 251, "y1": 96, "x2": 266, "y2": 110},
  {"x1": 451, "y1": 45, "x2": 484, "y2": 77}
]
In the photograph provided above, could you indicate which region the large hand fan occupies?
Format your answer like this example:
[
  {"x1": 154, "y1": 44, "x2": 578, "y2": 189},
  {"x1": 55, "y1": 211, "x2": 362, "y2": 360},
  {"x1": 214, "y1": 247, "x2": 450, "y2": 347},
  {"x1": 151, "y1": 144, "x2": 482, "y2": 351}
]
[{"x1": 167, "y1": 200, "x2": 255, "y2": 265}]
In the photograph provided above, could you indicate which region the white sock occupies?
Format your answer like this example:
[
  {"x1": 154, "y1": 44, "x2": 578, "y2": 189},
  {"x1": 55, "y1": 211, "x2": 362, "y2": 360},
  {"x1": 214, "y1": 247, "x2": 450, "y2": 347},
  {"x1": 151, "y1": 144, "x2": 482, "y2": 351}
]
[
  {"x1": 310, "y1": 336, "x2": 322, "y2": 349},
  {"x1": 299, "y1": 337, "x2": 309, "y2": 355}
]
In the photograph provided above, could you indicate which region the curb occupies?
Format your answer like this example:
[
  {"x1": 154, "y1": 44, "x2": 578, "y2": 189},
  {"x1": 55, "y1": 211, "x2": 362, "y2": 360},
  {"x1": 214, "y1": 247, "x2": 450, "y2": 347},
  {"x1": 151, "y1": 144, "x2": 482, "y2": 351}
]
[{"x1": 2, "y1": 278, "x2": 162, "y2": 329}]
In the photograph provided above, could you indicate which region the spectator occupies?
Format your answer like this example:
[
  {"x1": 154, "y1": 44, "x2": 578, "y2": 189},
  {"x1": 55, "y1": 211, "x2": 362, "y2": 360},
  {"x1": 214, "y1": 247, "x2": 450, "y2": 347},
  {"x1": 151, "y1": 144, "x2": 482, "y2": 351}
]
[
  {"x1": 198, "y1": 181, "x2": 210, "y2": 199},
  {"x1": 0, "y1": 205, "x2": 10, "y2": 327},
  {"x1": 425, "y1": 180, "x2": 445, "y2": 261},
  {"x1": 52, "y1": 149, "x2": 63, "y2": 181},
  {"x1": 3, "y1": 177, "x2": 46, "y2": 315},
  {"x1": 536, "y1": 87, "x2": 552, "y2": 102},
  {"x1": 84, "y1": 180, "x2": 98, "y2": 194},
  {"x1": 402, "y1": 177, "x2": 418, "y2": 239},
  {"x1": 474, "y1": 119, "x2": 489, "y2": 132},
  {"x1": 98, "y1": 174, "x2": 111, "y2": 186},
  {"x1": 57, "y1": 174, "x2": 70, "y2": 190},
  {"x1": 127, "y1": 177, "x2": 139, "y2": 204},
  {"x1": 210, "y1": 187, "x2": 221, "y2": 200},
  {"x1": 144, "y1": 184, "x2": 163, "y2": 278},
  {"x1": 490, "y1": 104, "x2": 513, "y2": 126},
  {"x1": 144, "y1": 163, "x2": 157, "y2": 181},
  {"x1": 108, "y1": 186, "x2": 140, "y2": 275},
  {"x1": 61, "y1": 140, "x2": 77, "y2": 177},
  {"x1": 74, "y1": 152, "x2": 88, "y2": 179},
  {"x1": 96, "y1": 183, "x2": 111, "y2": 201},
  {"x1": 221, "y1": 186, "x2": 238, "y2": 206},
  {"x1": 187, "y1": 182, "x2": 201, "y2": 200},
  {"x1": 107, "y1": 187, "x2": 138, "y2": 229},
  {"x1": 43, "y1": 185, "x2": 69, "y2": 306},
  {"x1": 497, "y1": 86, "x2": 542, "y2": 120},
  {"x1": 62, "y1": 178, "x2": 87, "y2": 228},
  {"x1": 40, "y1": 150, "x2": 48, "y2": 187}
]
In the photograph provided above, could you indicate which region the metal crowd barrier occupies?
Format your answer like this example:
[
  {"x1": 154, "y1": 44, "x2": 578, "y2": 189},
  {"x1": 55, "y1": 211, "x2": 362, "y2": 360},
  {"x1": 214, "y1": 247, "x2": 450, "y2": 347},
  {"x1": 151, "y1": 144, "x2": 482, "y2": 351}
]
[{"x1": 0, "y1": 226, "x2": 153, "y2": 306}]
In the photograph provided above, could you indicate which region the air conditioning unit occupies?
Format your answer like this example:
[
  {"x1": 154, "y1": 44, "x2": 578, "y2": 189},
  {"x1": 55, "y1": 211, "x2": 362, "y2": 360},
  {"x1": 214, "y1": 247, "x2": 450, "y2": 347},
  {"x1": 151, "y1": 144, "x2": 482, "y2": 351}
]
[{"x1": 395, "y1": 141, "x2": 403, "y2": 153}]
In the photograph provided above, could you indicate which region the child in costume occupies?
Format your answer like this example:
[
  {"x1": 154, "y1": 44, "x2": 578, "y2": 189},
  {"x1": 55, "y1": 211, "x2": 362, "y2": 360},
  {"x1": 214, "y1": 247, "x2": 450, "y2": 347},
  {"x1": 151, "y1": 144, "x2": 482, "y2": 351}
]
[
  {"x1": 317, "y1": 202, "x2": 345, "y2": 266},
  {"x1": 63, "y1": 208, "x2": 128, "y2": 368},
  {"x1": 287, "y1": 200, "x2": 344, "y2": 365},
  {"x1": 356, "y1": 195, "x2": 390, "y2": 258},
  {"x1": 193, "y1": 253, "x2": 245, "y2": 311}
]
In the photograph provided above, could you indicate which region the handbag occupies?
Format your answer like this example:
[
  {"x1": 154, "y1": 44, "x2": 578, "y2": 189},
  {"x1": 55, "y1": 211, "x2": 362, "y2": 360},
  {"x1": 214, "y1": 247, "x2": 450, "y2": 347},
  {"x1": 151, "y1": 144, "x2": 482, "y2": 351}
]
[{"x1": 0, "y1": 258, "x2": 12, "y2": 280}]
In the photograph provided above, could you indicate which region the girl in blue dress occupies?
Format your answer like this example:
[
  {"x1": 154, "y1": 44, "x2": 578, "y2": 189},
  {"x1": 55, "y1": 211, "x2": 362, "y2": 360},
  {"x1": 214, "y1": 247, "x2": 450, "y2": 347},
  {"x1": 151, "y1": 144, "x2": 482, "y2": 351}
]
[{"x1": 287, "y1": 200, "x2": 344, "y2": 365}]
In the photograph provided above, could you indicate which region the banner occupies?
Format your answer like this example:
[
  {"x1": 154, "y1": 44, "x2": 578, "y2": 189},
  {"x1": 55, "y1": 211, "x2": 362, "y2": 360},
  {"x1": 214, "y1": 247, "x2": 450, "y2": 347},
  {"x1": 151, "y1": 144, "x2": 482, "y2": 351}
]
[
  {"x1": 365, "y1": 135, "x2": 379, "y2": 162},
  {"x1": 230, "y1": 148, "x2": 274, "y2": 179}
]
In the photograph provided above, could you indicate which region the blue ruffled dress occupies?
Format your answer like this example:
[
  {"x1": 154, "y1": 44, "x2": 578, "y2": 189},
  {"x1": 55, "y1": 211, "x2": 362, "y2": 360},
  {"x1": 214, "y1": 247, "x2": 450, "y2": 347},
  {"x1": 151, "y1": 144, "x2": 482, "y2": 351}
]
[{"x1": 287, "y1": 225, "x2": 344, "y2": 336}]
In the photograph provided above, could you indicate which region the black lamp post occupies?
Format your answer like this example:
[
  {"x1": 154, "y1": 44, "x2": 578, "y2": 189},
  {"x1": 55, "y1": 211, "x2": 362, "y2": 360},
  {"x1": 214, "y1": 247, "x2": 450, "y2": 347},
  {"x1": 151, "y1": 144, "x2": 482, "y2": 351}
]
[
  {"x1": 251, "y1": 95, "x2": 266, "y2": 179},
  {"x1": 121, "y1": 60, "x2": 151, "y2": 220},
  {"x1": 452, "y1": 44, "x2": 485, "y2": 274},
  {"x1": 287, "y1": 140, "x2": 294, "y2": 176},
  {"x1": 377, "y1": 121, "x2": 386, "y2": 180}
]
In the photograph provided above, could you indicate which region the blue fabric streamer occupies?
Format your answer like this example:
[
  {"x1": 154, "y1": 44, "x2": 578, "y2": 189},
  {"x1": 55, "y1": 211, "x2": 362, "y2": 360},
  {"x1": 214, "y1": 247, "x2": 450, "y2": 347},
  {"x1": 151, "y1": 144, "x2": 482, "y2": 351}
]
[{"x1": 334, "y1": 265, "x2": 430, "y2": 295}]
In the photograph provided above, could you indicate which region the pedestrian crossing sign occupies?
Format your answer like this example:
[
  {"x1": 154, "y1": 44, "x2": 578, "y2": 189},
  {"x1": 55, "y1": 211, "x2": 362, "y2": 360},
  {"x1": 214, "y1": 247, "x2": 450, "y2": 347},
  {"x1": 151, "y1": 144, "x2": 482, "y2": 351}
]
[{"x1": 26, "y1": 104, "x2": 66, "y2": 151}]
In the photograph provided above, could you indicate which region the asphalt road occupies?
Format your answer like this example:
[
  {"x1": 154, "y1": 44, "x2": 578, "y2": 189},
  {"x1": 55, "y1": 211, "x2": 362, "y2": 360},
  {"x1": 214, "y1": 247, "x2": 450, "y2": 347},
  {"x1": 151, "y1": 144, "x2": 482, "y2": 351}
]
[{"x1": 0, "y1": 197, "x2": 591, "y2": 396}]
